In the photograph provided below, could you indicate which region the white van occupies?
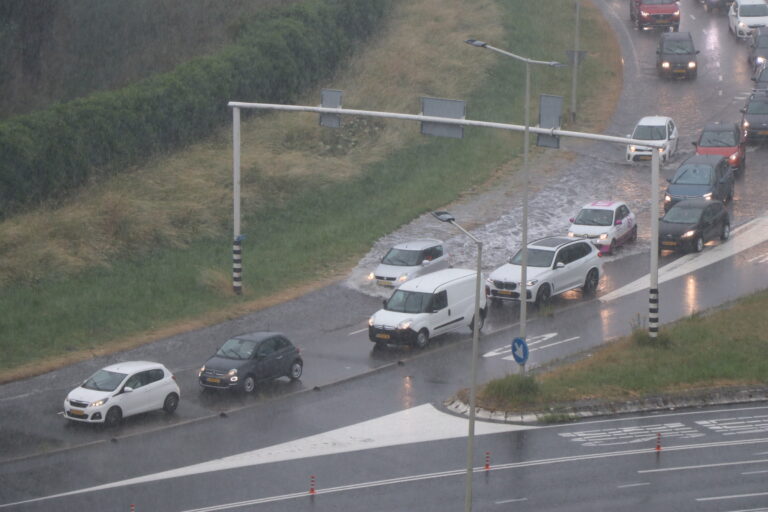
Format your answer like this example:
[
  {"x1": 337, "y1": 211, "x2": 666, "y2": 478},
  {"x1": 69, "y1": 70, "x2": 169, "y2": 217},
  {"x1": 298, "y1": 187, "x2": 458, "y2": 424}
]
[{"x1": 368, "y1": 268, "x2": 486, "y2": 349}]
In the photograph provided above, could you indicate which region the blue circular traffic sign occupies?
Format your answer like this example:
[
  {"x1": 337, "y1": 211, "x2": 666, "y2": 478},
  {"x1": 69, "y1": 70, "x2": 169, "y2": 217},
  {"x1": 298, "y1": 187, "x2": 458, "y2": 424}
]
[{"x1": 511, "y1": 337, "x2": 529, "y2": 365}]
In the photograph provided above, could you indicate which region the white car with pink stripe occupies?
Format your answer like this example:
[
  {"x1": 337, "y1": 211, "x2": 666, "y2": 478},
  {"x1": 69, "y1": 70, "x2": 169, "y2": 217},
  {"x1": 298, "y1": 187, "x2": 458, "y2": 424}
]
[{"x1": 567, "y1": 200, "x2": 638, "y2": 255}]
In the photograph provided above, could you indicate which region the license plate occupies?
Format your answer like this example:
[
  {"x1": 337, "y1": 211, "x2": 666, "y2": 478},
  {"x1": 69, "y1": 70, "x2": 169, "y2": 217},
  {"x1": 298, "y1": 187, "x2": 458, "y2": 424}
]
[
  {"x1": 70, "y1": 409, "x2": 86, "y2": 416},
  {"x1": 673, "y1": 70, "x2": 686, "y2": 73},
  {"x1": 661, "y1": 241, "x2": 676, "y2": 246},
  {"x1": 376, "y1": 280, "x2": 394, "y2": 287},
  {"x1": 637, "y1": 155, "x2": 651, "y2": 161},
  {"x1": 376, "y1": 333, "x2": 391, "y2": 340},
  {"x1": 206, "y1": 377, "x2": 221, "y2": 383},
  {"x1": 758, "y1": 130, "x2": 768, "y2": 135},
  {"x1": 498, "y1": 290, "x2": 512, "y2": 296}
]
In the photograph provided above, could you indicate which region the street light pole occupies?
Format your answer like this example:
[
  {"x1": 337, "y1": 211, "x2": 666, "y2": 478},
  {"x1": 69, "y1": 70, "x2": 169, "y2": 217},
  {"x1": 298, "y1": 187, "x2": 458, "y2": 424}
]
[
  {"x1": 431, "y1": 211, "x2": 482, "y2": 512},
  {"x1": 464, "y1": 39, "x2": 562, "y2": 360}
]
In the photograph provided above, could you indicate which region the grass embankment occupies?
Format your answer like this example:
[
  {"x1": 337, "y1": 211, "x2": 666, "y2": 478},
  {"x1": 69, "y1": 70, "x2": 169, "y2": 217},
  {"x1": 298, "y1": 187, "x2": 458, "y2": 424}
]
[
  {"x1": 478, "y1": 290, "x2": 768, "y2": 414},
  {"x1": 0, "y1": 0, "x2": 621, "y2": 378}
]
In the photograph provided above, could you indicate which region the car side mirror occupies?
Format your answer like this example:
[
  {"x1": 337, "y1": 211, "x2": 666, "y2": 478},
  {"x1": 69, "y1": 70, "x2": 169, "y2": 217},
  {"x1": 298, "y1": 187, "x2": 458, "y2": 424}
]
[
  {"x1": 615, "y1": 219, "x2": 623, "y2": 226},
  {"x1": 554, "y1": 261, "x2": 565, "y2": 269},
  {"x1": 569, "y1": 217, "x2": 575, "y2": 223},
  {"x1": 696, "y1": 50, "x2": 701, "y2": 54},
  {"x1": 123, "y1": 386, "x2": 134, "y2": 394},
  {"x1": 741, "y1": 107, "x2": 747, "y2": 112},
  {"x1": 692, "y1": 141, "x2": 697, "y2": 147},
  {"x1": 752, "y1": 77, "x2": 757, "y2": 82},
  {"x1": 666, "y1": 177, "x2": 672, "y2": 183},
  {"x1": 382, "y1": 299, "x2": 388, "y2": 307},
  {"x1": 421, "y1": 259, "x2": 430, "y2": 266}
]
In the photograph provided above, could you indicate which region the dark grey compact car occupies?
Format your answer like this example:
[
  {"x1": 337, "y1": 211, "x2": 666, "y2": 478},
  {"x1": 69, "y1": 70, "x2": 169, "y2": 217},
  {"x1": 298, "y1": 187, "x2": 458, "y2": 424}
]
[
  {"x1": 664, "y1": 154, "x2": 734, "y2": 211},
  {"x1": 741, "y1": 89, "x2": 768, "y2": 142},
  {"x1": 199, "y1": 332, "x2": 303, "y2": 392},
  {"x1": 659, "y1": 199, "x2": 730, "y2": 254},
  {"x1": 748, "y1": 27, "x2": 768, "y2": 70},
  {"x1": 656, "y1": 31, "x2": 699, "y2": 79}
]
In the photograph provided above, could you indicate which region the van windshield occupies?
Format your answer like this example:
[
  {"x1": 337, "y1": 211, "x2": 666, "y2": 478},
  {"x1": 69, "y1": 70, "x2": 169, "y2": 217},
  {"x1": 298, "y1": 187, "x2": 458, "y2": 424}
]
[{"x1": 386, "y1": 290, "x2": 433, "y2": 313}]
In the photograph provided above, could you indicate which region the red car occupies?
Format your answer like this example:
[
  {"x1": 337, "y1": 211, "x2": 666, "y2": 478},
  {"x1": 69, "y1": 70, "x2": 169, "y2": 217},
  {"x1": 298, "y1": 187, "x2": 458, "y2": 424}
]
[
  {"x1": 630, "y1": 0, "x2": 681, "y2": 31},
  {"x1": 692, "y1": 122, "x2": 746, "y2": 175}
]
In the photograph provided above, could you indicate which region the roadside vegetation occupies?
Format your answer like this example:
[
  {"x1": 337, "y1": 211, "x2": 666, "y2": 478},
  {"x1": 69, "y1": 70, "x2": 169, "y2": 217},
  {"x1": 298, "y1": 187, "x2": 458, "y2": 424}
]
[
  {"x1": 476, "y1": 290, "x2": 768, "y2": 414},
  {"x1": 0, "y1": 0, "x2": 621, "y2": 379}
]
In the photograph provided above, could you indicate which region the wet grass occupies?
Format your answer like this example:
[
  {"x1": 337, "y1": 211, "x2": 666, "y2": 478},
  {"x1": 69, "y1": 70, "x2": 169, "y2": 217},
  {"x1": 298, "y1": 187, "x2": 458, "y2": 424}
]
[
  {"x1": 476, "y1": 289, "x2": 768, "y2": 412},
  {"x1": 0, "y1": 0, "x2": 623, "y2": 377}
]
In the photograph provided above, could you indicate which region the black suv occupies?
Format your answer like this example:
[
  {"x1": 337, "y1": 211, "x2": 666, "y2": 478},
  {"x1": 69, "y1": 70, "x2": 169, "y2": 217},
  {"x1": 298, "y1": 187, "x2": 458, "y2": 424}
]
[
  {"x1": 656, "y1": 32, "x2": 699, "y2": 79},
  {"x1": 740, "y1": 89, "x2": 768, "y2": 142},
  {"x1": 664, "y1": 154, "x2": 734, "y2": 211}
]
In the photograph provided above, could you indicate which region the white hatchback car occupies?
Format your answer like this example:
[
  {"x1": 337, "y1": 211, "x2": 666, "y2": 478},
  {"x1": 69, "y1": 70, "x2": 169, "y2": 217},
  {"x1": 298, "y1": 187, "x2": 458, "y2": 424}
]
[
  {"x1": 626, "y1": 116, "x2": 679, "y2": 163},
  {"x1": 486, "y1": 237, "x2": 603, "y2": 306},
  {"x1": 368, "y1": 239, "x2": 450, "y2": 288},
  {"x1": 568, "y1": 200, "x2": 638, "y2": 255},
  {"x1": 729, "y1": 0, "x2": 768, "y2": 39},
  {"x1": 64, "y1": 361, "x2": 180, "y2": 427}
]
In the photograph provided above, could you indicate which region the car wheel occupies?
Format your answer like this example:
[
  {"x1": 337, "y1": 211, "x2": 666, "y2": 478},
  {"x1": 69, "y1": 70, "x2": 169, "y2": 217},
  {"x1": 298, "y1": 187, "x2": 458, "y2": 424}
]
[
  {"x1": 721, "y1": 222, "x2": 731, "y2": 241},
  {"x1": 104, "y1": 407, "x2": 122, "y2": 428},
  {"x1": 414, "y1": 329, "x2": 429, "y2": 349},
  {"x1": 535, "y1": 285, "x2": 551, "y2": 308},
  {"x1": 469, "y1": 310, "x2": 485, "y2": 333},
  {"x1": 288, "y1": 360, "x2": 303, "y2": 381},
  {"x1": 672, "y1": 24, "x2": 679, "y2": 32},
  {"x1": 694, "y1": 235, "x2": 704, "y2": 253},
  {"x1": 609, "y1": 239, "x2": 616, "y2": 255},
  {"x1": 739, "y1": 154, "x2": 746, "y2": 175},
  {"x1": 163, "y1": 393, "x2": 179, "y2": 414},
  {"x1": 630, "y1": 225, "x2": 638, "y2": 242},
  {"x1": 727, "y1": 184, "x2": 734, "y2": 202},
  {"x1": 582, "y1": 269, "x2": 599, "y2": 296},
  {"x1": 242, "y1": 375, "x2": 256, "y2": 393}
]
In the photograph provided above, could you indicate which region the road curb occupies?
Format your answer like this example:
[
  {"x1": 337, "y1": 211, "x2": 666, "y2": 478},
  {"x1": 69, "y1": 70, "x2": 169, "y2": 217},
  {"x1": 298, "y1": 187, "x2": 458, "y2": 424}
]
[{"x1": 442, "y1": 386, "x2": 768, "y2": 425}]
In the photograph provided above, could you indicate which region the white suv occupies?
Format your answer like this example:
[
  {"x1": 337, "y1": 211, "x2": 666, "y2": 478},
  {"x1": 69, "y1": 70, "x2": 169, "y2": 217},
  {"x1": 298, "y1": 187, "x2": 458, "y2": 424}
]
[
  {"x1": 486, "y1": 237, "x2": 603, "y2": 306},
  {"x1": 729, "y1": 0, "x2": 768, "y2": 39}
]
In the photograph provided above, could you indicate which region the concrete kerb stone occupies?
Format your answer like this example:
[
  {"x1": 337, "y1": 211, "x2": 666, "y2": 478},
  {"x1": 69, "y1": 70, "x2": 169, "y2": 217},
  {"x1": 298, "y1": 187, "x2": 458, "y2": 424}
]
[{"x1": 442, "y1": 386, "x2": 768, "y2": 425}]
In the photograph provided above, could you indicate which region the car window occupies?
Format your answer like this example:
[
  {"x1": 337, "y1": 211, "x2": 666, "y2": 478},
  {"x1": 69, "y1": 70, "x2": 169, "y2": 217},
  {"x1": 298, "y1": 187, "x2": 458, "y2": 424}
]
[
  {"x1": 573, "y1": 243, "x2": 591, "y2": 260},
  {"x1": 555, "y1": 246, "x2": 573, "y2": 265},
  {"x1": 511, "y1": 248, "x2": 555, "y2": 267},
  {"x1": 257, "y1": 338, "x2": 277, "y2": 358},
  {"x1": 617, "y1": 206, "x2": 629, "y2": 220},
  {"x1": 386, "y1": 289, "x2": 433, "y2": 314},
  {"x1": 746, "y1": 99, "x2": 768, "y2": 114},
  {"x1": 274, "y1": 337, "x2": 291, "y2": 351},
  {"x1": 147, "y1": 369, "x2": 164, "y2": 384},
  {"x1": 672, "y1": 164, "x2": 714, "y2": 185},
  {"x1": 82, "y1": 369, "x2": 127, "y2": 392},
  {"x1": 381, "y1": 248, "x2": 424, "y2": 267},
  {"x1": 663, "y1": 205, "x2": 705, "y2": 223},
  {"x1": 574, "y1": 208, "x2": 613, "y2": 226},
  {"x1": 663, "y1": 39, "x2": 694, "y2": 54},
  {"x1": 431, "y1": 290, "x2": 448, "y2": 310},
  {"x1": 699, "y1": 129, "x2": 736, "y2": 147},
  {"x1": 216, "y1": 338, "x2": 258, "y2": 360},
  {"x1": 668, "y1": 121, "x2": 675, "y2": 136},
  {"x1": 741, "y1": 3, "x2": 768, "y2": 16},
  {"x1": 125, "y1": 370, "x2": 151, "y2": 390},
  {"x1": 632, "y1": 124, "x2": 666, "y2": 141}
]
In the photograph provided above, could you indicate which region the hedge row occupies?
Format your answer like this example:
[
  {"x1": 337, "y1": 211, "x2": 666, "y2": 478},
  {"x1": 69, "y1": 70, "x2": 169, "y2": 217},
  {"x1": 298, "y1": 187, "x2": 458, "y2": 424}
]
[{"x1": 0, "y1": 0, "x2": 389, "y2": 218}]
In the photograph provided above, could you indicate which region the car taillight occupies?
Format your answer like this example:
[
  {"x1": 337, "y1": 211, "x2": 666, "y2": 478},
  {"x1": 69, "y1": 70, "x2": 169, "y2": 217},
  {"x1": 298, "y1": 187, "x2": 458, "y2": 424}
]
[{"x1": 597, "y1": 252, "x2": 603, "y2": 258}]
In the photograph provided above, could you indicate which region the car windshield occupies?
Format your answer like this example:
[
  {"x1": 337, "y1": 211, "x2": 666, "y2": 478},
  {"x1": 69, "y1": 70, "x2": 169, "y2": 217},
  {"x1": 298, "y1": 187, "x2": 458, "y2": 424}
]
[
  {"x1": 741, "y1": 4, "x2": 768, "y2": 16},
  {"x1": 663, "y1": 40, "x2": 694, "y2": 54},
  {"x1": 216, "y1": 338, "x2": 258, "y2": 360},
  {"x1": 663, "y1": 205, "x2": 705, "y2": 224},
  {"x1": 510, "y1": 248, "x2": 555, "y2": 268},
  {"x1": 746, "y1": 99, "x2": 768, "y2": 114},
  {"x1": 672, "y1": 164, "x2": 714, "y2": 185},
  {"x1": 82, "y1": 369, "x2": 127, "y2": 392},
  {"x1": 574, "y1": 208, "x2": 614, "y2": 227},
  {"x1": 698, "y1": 129, "x2": 736, "y2": 147},
  {"x1": 381, "y1": 248, "x2": 425, "y2": 267},
  {"x1": 385, "y1": 290, "x2": 433, "y2": 313},
  {"x1": 632, "y1": 124, "x2": 666, "y2": 141}
]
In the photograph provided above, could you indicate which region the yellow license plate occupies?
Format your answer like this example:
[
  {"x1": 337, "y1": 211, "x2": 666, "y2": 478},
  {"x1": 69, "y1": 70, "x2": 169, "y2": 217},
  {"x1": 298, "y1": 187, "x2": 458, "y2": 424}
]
[
  {"x1": 637, "y1": 155, "x2": 651, "y2": 161},
  {"x1": 673, "y1": 70, "x2": 686, "y2": 73},
  {"x1": 661, "y1": 241, "x2": 676, "y2": 246},
  {"x1": 498, "y1": 290, "x2": 512, "y2": 296},
  {"x1": 70, "y1": 409, "x2": 86, "y2": 416},
  {"x1": 377, "y1": 280, "x2": 394, "y2": 287},
  {"x1": 206, "y1": 377, "x2": 221, "y2": 383},
  {"x1": 758, "y1": 131, "x2": 768, "y2": 135},
  {"x1": 376, "y1": 333, "x2": 391, "y2": 339}
]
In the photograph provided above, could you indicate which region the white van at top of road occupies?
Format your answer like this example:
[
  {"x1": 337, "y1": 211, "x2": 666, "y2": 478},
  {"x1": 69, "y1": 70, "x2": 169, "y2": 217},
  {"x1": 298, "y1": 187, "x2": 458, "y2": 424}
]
[{"x1": 368, "y1": 268, "x2": 486, "y2": 349}]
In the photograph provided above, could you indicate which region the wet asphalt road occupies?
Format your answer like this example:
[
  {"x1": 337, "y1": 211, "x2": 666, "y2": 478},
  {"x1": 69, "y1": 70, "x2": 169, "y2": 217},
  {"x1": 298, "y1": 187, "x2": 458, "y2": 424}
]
[{"x1": 2, "y1": 0, "x2": 768, "y2": 510}]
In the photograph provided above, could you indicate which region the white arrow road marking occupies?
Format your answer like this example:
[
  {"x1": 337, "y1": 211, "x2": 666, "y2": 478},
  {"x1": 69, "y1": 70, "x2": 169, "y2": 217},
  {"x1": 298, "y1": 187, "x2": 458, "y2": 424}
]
[
  {"x1": 600, "y1": 215, "x2": 768, "y2": 303},
  {"x1": 0, "y1": 404, "x2": 531, "y2": 509}
]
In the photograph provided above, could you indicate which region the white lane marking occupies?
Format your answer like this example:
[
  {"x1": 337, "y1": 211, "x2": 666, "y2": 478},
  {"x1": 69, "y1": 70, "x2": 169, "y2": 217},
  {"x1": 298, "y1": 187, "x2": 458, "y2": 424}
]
[
  {"x1": 496, "y1": 498, "x2": 528, "y2": 504},
  {"x1": 742, "y1": 470, "x2": 768, "y2": 475},
  {"x1": 600, "y1": 215, "x2": 768, "y2": 303},
  {"x1": 617, "y1": 482, "x2": 650, "y2": 489},
  {"x1": 697, "y1": 491, "x2": 768, "y2": 502},
  {"x1": 560, "y1": 422, "x2": 704, "y2": 447},
  {"x1": 698, "y1": 415, "x2": 768, "y2": 435},
  {"x1": 639, "y1": 458, "x2": 768, "y2": 473},
  {"x1": 348, "y1": 327, "x2": 367, "y2": 335},
  {"x1": 501, "y1": 336, "x2": 580, "y2": 361},
  {"x1": 0, "y1": 404, "x2": 530, "y2": 508},
  {"x1": 746, "y1": 253, "x2": 768, "y2": 264}
]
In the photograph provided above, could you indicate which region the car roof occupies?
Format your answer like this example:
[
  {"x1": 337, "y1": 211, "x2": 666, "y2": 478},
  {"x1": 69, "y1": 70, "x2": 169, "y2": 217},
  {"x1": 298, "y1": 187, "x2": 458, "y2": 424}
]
[
  {"x1": 579, "y1": 200, "x2": 625, "y2": 211},
  {"x1": 528, "y1": 236, "x2": 580, "y2": 250},
  {"x1": 101, "y1": 361, "x2": 166, "y2": 373},
  {"x1": 678, "y1": 153, "x2": 726, "y2": 166},
  {"x1": 636, "y1": 115, "x2": 671, "y2": 126},
  {"x1": 701, "y1": 121, "x2": 738, "y2": 132},
  {"x1": 233, "y1": 331, "x2": 286, "y2": 342},
  {"x1": 397, "y1": 268, "x2": 476, "y2": 292},
  {"x1": 391, "y1": 239, "x2": 443, "y2": 251}
]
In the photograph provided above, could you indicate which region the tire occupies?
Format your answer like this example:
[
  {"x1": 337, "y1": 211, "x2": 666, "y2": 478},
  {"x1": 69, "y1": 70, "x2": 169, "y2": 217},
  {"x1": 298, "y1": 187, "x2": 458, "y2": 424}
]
[
  {"x1": 414, "y1": 329, "x2": 429, "y2": 349},
  {"x1": 739, "y1": 154, "x2": 746, "y2": 175},
  {"x1": 694, "y1": 235, "x2": 704, "y2": 253},
  {"x1": 721, "y1": 222, "x2": 731, "y2": 241},
  {"x1": 672, "y1": 24, "x2": 679, "y2": 32},
  {"x1": 288, "y1": 360, "x2": 303, "y2": 381},
  {"x1": 163, "y1": 393, "x2": 179, "y2": 414},
  {"x1": 582, "y1": 269, "x2": 599, "y2": 296},
  {"x1": 104, "y1": 407, "x2": 122, "y2": 428},
  {"x1": 630, "y1": 225, "x2": 638, "y2": 242},
  {"x1": 242, "y1": 375, "x2": 256, "y2": 393},
  {"x1": 535, "y1": 285, "x2": 551, "y2": 308},
  {"x1": 609, "y1": 239, "x2": 616, "y2": 255},
  {"x1": 469, "y1": 310, "x2": 485, "y2": 333},
  {"x1": 727, "y1": 183, "x2": 734, "y2": 202}
]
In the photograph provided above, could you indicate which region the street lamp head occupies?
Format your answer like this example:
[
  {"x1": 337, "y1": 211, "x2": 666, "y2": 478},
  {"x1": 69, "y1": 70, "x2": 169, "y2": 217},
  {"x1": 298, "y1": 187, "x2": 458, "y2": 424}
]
[
  {"x1": 432, "y1": 211, "x2": 456, "y2": 223},
  {"x1": 464, "y1": 38, "x2": 487, "y2": 48}
]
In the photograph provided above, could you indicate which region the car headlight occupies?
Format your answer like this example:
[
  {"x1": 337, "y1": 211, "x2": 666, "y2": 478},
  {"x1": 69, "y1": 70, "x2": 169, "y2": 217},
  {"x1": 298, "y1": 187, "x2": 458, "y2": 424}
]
[
  {"x1": 662, "y1": 61, "x2": 670, "y2": 69},
  {"x1": 664, "y1": 194, "x2": 671, "y2": 203},
  {"x1": 703, "y1": 192, "x2": 713, "y2": 200},
  {"x1": 367, "y1": 272, "x2": 374, "y2": 281},
  {"x1": 397, "y1": 274, "x2": 409, "y2": 283},
  {"x1": 682, "y1": 230, "x2": 696, "y2": 238},
  {"x1": 728, "y1": 152, "x2": 739, "y2": 163},
  {"x1": 673, "y1": 9, "x2": 679, "y2": 16},
  {"x1": 757, "y1": 56, "x2": 766, "y2": 65},
  {"x1": 89, "y1": 398, "x2": 108, "y2": 408},
  {"x1": 688, "y1": 61, "x2": 696, "y2": 69},
  {"x1": 743, "y1": 120, "x2": 750, "y2": 129},
  {"x1": 598, "y1": 233, "x2": 609, "y2": 240},
  {"x1": 629, "y1": 145, "x2": 637, "y2": 152},
  {"x1": 397, "y1": 319, "x2": 412, "y2": 330},
  {"x1": 368, "y1": 316, "x2": 375, "y2": 327},
  {"x1": 526, "y1": 279, "x2": 538, "y2": 287},
  {"x1": 567, "y1": 231, "x2": 575, "y2": 237},
  {"x1": 198, "y1": 365, "x2": 205, "y2": 376},
  {"x1": 226, "y1": 369, "x2": 238, "y2": 377},
  {"x1": 640, "y1": 9, "x2": 650, "y2": 16},
  {"x1": 738, "y1": 21, "x2": 747, "y2": 29}
]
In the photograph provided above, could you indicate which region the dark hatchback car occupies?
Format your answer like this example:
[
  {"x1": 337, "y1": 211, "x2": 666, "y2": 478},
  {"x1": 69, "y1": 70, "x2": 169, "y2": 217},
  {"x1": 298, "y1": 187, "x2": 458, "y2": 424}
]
[
  {"x1": 692, "y1": 122, "x2": 746, "y2": 174},
  {"x1": 656, "y1": 31, "x2": 699, "y2": 79},
  {"x1": 664, "y1": 154, "x2": 734, "y2": 211},
  {"x1": 659, "y1": 199, "x2": 730, "y2": 254},
  {"x1": 741, "y1": 89, "x2": 768, "y2": 142},
  {"x1": 748, "y1": 27, "x2": 768, "y2": 69},
  {"x1": 198, "y1": 332, "x2": 303, "y2": 393}
]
